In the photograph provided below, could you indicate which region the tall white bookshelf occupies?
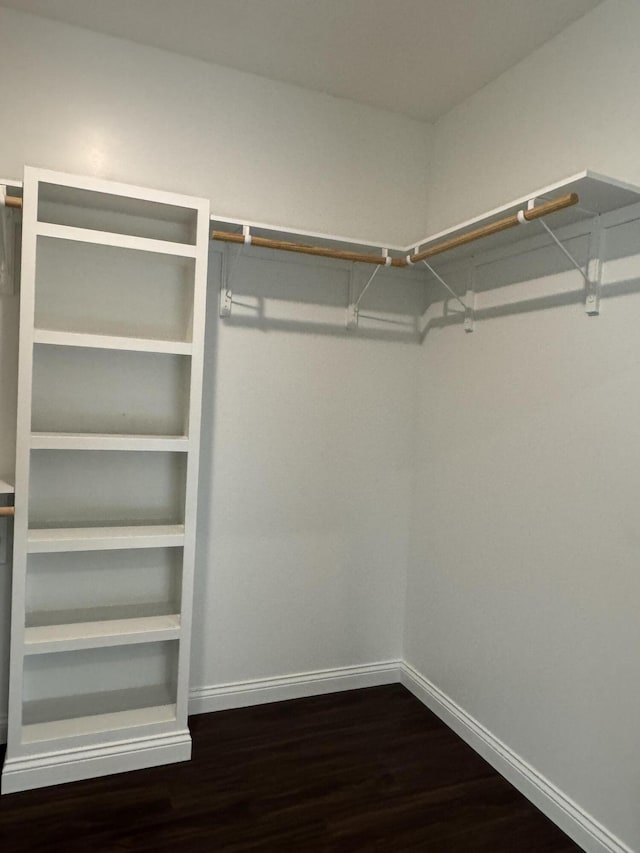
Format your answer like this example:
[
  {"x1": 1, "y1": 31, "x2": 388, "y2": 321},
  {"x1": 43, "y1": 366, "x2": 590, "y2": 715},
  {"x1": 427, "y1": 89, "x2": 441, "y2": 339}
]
[{"x1": 1, "y1": 167, "x2": 209, "y2": 793}]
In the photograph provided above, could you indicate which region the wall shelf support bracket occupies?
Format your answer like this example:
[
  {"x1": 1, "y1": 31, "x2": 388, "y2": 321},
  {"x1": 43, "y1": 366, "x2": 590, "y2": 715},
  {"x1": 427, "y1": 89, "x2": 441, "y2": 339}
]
[
  {"x1": 537, "y1": 217, "x2": 605, "y2": 316},
  {"x1": 219, "y1": 226, "x2": 251, "y2": 318},
  {"x1": 537, "y1": 218, "x2": 591, "y2": 277},
  {"x1": 346, "y1": 250, "x2": 390, "y2": 329},
  {"x1": 585, "y1": 218, "x2": 605, "y2": 316},
  {"x1": 422, "y1": 261, "x2": 473, "y2": 332}
]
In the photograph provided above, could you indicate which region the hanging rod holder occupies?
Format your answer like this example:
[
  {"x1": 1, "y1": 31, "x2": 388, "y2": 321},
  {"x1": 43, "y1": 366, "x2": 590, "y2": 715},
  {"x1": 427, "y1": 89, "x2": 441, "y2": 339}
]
[
  {"x1": 0, "y1": 188, "x2": 22, "y2": 210},
  {"x1": 219, "y1": 226, "x2": 252, "y2": 318},
  {"x1": 422, "y1": 261, "x2": 474, "y2": 332}
]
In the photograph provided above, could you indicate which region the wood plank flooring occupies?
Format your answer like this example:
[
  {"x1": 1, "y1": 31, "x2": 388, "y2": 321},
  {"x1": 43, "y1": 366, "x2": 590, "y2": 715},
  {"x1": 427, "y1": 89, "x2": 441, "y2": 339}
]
[{"x1": 0, "y1": 684, "x2": 582, "y2": 852}]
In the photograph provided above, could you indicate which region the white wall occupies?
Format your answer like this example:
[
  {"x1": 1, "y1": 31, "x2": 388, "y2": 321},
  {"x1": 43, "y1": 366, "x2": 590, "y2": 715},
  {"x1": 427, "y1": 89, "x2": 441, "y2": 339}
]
[
  {"x1": 0, "y1": 6, "x2": 427, "y2": 723},
  {"x1": 0, "y1": 6, "x2": 432, "y2": 247},
  {"x1": 405, "y1": 205, "x2": 640, "y2": 851},
  {"x1": 426, "y1": 0, "x2": 640, "y2": 235},
  {"x1": 402, "y1": 4, "x2": 640, "y2": 850},
  {"x1": 192, "y1": 250, "x2": 421, "y2": 688}
]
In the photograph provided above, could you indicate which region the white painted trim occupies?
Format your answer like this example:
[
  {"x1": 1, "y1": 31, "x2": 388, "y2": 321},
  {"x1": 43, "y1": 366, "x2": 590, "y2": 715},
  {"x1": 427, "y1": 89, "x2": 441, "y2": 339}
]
[
  {"x1": 188, "y1": 660, "x2": 402, "y2": 714},
  {"x1": 0, "y1": 660, "x2": 633, "y2": 853},
  {"x1": 1, "y1": 729, "x2": 191, "y2": 794},
  {"x1": 400, "y1": 662, "x2": 634, "y2": 853}
]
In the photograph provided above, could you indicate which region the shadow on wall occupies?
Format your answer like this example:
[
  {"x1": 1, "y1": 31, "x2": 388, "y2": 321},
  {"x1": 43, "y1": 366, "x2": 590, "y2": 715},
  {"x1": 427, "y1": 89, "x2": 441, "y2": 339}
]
[
  {"x1": 418, "y1": 218, "x2": 640, "y2": 342},
  {"x1": 209, "y1": 243, "x2": 429, "y2": 344},
  {"x1": 212, "y1": 215, "x2": 640, "y2": 348}
]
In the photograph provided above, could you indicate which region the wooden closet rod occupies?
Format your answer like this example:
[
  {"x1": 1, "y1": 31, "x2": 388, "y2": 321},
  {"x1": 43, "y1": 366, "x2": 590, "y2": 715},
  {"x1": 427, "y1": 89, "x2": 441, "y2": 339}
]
[
  {"x1": 2, "y1": 195, "x2": 22, "y2": 209},
  {"x1": 212, "y1": 193, "x2": 579, "y2": 267},
  {"x1": 211, "y1": 230, "x2": 407, "y2": 267},
  {"x1": 0, "y1": 506, "x2": 15, "y2": 517},
  {"x1": 407, "y1": 193, "x2": 579, "y2": 264}
]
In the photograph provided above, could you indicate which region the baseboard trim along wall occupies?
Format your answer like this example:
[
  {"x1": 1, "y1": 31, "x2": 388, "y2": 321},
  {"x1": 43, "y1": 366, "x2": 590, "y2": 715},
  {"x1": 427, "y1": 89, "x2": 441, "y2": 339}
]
[
  {"x1": 1, "y1": 730, "x2": 192, "y2": 795},
  {"x1": 188, "y1": 660, "x2": 403, "y2": 715},
  {"x1": 0, "y1": 660, "x2": 631, "y2": 853},
  {"x1": 400, "y1": 662, "x2": 633, "y2": 853}
]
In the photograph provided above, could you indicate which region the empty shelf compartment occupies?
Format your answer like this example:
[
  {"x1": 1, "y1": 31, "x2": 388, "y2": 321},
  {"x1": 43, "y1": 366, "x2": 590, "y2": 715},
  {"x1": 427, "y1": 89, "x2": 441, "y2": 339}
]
[{"x1": 22, "y1": 642, "x2": 179, "y2": 744}]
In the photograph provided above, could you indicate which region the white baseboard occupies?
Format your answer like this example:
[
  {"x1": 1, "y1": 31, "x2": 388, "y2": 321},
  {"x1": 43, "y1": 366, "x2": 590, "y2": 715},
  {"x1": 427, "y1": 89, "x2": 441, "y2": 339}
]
[
  {"x1": 0, "y1": 660, "x2": 631, "y2": 853},
  {"x1": 188, "y1": 660, "x2": 402, "y2": 715},
  {"x1": 400, "y1": 662, "x2": 633, "y2": 853},
  {"x1": 1, "y1": 729, "x2": 191, "y2": 794}
]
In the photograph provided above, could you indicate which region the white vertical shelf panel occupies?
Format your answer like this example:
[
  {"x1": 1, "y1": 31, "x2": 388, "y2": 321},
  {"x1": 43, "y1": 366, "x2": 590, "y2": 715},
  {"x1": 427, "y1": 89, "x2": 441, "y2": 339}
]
[{"x1": 2, "y1": 167, "x2": 209, "y2": 794}]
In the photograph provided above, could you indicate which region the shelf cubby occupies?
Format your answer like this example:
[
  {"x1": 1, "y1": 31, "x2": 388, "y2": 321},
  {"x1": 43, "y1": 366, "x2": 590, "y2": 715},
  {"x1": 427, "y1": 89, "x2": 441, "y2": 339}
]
[
  {"x1": 37, "y1": 179, "x2": 199, "y2": 245},
  {"x1": 34, "y1": 236, "x2": 195, "y2": 343},
  {"x1": 28, "y1": 450, "x2": 186, "y2": 530},
  {"x1": 26, "y1": 548, "x2": 182, "y2": 627},
  {"x1": 32, "y1": 346, "x2": 190, "y2": 437},
  {"x1": 22, "y1": 642, "x2": 179, "y2": 744}
]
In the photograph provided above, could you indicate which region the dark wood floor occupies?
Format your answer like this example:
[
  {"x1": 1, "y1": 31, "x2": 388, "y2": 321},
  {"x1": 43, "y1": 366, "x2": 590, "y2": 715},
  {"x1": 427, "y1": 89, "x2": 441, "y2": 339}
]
[{"x1": 0, "y1": 684, "x2": 582, "y2": 852}]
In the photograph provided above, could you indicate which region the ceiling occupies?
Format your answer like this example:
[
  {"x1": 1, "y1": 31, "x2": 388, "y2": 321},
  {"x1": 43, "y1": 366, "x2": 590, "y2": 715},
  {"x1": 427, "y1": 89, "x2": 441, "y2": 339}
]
[{"x1": 1, "y1": 0, "x2": 601, "y2": 121}]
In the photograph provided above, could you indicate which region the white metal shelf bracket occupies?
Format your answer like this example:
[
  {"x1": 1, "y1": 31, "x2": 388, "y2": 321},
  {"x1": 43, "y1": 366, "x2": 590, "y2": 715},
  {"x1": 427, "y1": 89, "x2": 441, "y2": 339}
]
[
  {"x1": 585, "y1": 218, "x2": 605, "y2": 316},
  {"x1": 219, "y1": 225, "x2": 251, "y2": 318},
  {"x1": 346, "y1": 249, "x2": 391, "y2": 330},
  {"x1": 422, "y1": 261, "x2": 474, "y2": 332},
  {"x1": 535, "y1": 217, "x2": 604, "y2": 316},
  {"x1": 537, "y1": 219, "x2": 590, "y2": 285}
]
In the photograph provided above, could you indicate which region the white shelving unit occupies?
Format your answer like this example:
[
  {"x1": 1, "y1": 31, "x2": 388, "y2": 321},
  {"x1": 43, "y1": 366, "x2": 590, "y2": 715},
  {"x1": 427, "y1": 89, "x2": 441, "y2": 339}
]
[{"x1": 1, "y1": 167, "x2": 209, "y2": 794}]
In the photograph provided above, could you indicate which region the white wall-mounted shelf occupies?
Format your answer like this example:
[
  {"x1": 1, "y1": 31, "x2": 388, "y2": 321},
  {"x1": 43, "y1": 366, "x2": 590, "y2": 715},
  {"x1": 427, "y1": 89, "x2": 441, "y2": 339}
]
[
  {"x1": 33, "y1": 329, "x2": 193, "y2": 355},
  {"x1": 27, "y1": 524, "x2": 186, "y2": 553},
  {"x1": 36, "y1": 222, "x2": 198, "y2": 258},
  {"x1": 211, "y1": 170, "x2": 640, "y2": 269},
  {"x1": 30, "y1": 433, "x2": 190, "y2": 452},
  {"x1": 407, "y1": 171, "x2": 640, "y2": 264},
  {"x1": 24, "y1": 614, "x2": 181, "y2": 655}
]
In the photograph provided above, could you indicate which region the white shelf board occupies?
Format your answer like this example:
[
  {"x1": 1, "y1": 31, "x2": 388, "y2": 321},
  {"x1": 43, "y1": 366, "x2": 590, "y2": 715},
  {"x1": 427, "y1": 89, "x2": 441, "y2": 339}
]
[
  {"x1": 27, "y1": 524, "x2": 185, "y2": 553},
  {"x1": 24, "y1": 614, "x2": 181, "y2": 655},
  {"x1": 409, "y1": 171, "x2": 640, "y2": 263},
  {"x1": 36, "y1": 221, "x2": 197, "y2": 258},
  {"x1": 22, "y1": 704, "x2": 177, "y2": 744},
  {"x1": 31, "y1": 433, "x2": 190, "y2": 452},
  {"x1": 0, "y1": 476, "x2": 14, "y2": 494},
  {"x1": 34, "y1": 329, "x2": 193, "y2": 355}
]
